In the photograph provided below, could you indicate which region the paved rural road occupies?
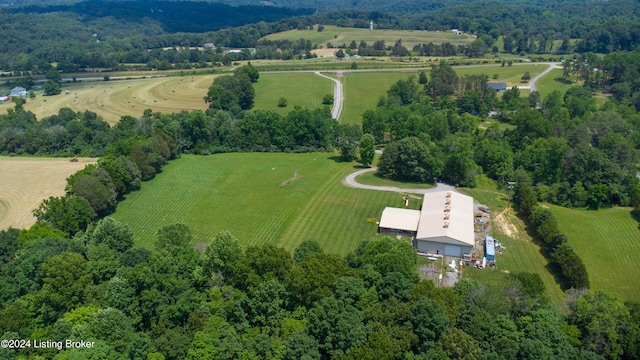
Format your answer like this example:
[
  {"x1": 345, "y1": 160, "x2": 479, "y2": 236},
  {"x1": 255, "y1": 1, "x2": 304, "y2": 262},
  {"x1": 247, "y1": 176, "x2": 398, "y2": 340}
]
[
  {"x1": 314, "y1": 71, "x2": 343, "y2": 120},
  {"x1": 529, "y1": 62, "x2": 559, "y2": 92},
  {"x1": 343, "y1": 167, "x2": 456, "y2": 194}
]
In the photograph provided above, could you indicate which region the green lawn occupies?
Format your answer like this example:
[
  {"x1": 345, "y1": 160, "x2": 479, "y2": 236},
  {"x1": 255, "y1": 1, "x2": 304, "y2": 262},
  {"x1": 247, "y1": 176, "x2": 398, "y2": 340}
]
[
  {"x1": 253, "y1": 73, "x2": 334, "y2": 114},
  {"x1": 547, "y1": 204, "x2": 640, "y2": 302},
  {"x1": 340, "y1": 64, "x2": 546, "y2": 125},
  {"x1": 532, "y1": 68, "x2": 575, "y2": 97},
  {"x1": 355, "y1": 170, "x2": 435, "y2": 190},
  {"x1": 456, "y1": 63, "x2": 546, "y2": 87},
  {"x1": 111, "y1": 153, "x2": 420, "y2": 255},
  {"x1": 341, "y1": 71, "x2": 414, "y2": 124}
]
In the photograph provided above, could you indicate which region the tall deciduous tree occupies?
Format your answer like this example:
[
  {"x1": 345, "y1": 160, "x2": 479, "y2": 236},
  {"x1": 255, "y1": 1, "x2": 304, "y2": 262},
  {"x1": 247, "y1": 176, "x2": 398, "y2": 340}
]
[
  {"x1": 33, "y1": 195, "x2": 96, "y2": 236},
  {"x1": 359, "y1": 134, "x2": 375, "y2": 167},
  {"x1": 426, "y1": 61, "x2": 458, "y2": 98}
]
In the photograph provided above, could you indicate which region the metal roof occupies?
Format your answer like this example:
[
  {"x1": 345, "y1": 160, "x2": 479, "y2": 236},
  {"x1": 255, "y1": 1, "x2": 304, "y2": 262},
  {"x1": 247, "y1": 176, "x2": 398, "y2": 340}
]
[
  {"x1": 416, "y1": 191, "x2": 475, "y2": 246},
  {"x1": 379, "y1": 207, "x2": 421, "y2": 232}
]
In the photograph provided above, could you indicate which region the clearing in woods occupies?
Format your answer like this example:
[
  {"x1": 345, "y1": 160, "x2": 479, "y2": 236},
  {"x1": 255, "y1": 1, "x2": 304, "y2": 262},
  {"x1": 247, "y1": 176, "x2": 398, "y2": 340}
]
[
  {"x1": 252, "y1": 73, "x2": 334, "y2": 114},
  {"x1": 0, "y1": 157, "x2": 96, "y2": 230},
  {"x1": 111, "y1": 153, "x2": 421, "y2": 254}
]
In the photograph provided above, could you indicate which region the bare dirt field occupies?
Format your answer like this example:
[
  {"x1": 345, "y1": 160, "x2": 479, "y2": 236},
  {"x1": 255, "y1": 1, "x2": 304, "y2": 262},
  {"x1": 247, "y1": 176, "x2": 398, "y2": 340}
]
[
  {"x1": 0, "y1": 75, "x2": 217, "y2": 125},
  {"x1": 0, "y1": 157, "x2": 95, "y2": 230}
]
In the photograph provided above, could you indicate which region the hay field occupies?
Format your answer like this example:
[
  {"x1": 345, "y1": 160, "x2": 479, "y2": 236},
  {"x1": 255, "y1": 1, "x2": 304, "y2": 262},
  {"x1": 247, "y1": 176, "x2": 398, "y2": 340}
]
[
  {"x1": 0, "y1": 157, "x2": 95, "y2": 230},
  {"x1": 262, "y1": 25, "x2": 475, "y2": 49},
  {"x1": 111, "y1": 153, "x2": 419, "y2": 254},
  {"x1": 0, "y1": 75, "x2": 217, "y2": 125}
]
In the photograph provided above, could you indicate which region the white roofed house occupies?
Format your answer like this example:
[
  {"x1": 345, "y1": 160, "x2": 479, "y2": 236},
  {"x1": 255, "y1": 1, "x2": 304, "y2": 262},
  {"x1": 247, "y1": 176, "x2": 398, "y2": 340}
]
[
  {"x1": 377, "y1": 191, "x2": 475, "y2": 258},
  {"x1": 10, "y1": 87, "x2": 27, "y2": 97}
]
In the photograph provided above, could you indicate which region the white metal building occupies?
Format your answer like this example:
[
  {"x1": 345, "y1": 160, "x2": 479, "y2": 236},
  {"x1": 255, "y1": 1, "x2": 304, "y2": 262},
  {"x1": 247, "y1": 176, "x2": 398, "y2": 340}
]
[{"x1": 378, "y1": 191, "x2": 475, "y2": 257}]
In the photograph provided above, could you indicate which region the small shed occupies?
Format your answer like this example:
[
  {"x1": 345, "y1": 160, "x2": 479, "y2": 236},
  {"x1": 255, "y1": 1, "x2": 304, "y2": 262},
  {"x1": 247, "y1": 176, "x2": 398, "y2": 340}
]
[
  {"x1": 488, "y1": 82, "x2": 507, "y2": 92},
  {"x1": 378, "y1": 207, "x2": 421, "y2": 237}
]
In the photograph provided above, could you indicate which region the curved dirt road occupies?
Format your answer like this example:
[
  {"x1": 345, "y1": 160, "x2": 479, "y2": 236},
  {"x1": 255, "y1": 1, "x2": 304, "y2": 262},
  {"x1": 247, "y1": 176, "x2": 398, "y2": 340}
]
[
  {"x1": 343, "y1": 167, "x2": 455, "y2": 194},
  {"x1": 314, "y1": 72, "x2": 343, "y2": 120}
]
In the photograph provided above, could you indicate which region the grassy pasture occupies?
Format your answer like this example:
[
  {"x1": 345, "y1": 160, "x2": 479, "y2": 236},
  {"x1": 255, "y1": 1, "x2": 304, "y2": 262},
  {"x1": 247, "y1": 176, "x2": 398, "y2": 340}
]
[
  {"x1": 341, "y1": 71, "x2": 411, "y2": 124},
  {"x1": 0, "y1": 75, "x2": 216, "y2": 125},
  {"x1": 340, "y1": 64, "x2": 546, "y2": 125},
  {"x1": 252, "y1": 73, "x2": 334, "y2": 114},
  {"x1": 262, "y1": 26, "x2": 475, "y2": 50},
  {"x1": 547, "y1": 204, "x2": 640, "y2": 302},
  {"x1": 112, "y1": 153, "x2": 419, "y2": 254},
  {"x1": 0, "y1": 157, "x2": 96, "y2": 230}
]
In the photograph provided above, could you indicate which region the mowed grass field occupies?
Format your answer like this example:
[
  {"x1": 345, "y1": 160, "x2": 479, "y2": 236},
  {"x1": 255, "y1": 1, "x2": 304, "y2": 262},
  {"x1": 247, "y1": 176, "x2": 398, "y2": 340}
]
[
  {"x1": 262, "y1": 25, "x2": 475, "y2": 50},
  {"x1": 0, "y1": 75, "x2": 217, "y2": 125},
  {"x1": 341, "y1": 72, "x2": 411, "y2": 124},
  {"x1": 112, "y1": 153, "x2": 418, "y2": 255},
  {"x1": 547, "y1": 204, "x2": 640, "y2": 302},
  {"x1": 252, "y1": 73, "x2": 334, "y2": 114},
  {"x1": 340, "y1": 64, "x2": 546, "y2": 125},
  {"x1": 0, "y1": 157, "x2": 96, "y2": 230},
  {"x1": 533, "y1": 68, "x2": 576, "y2": 97}
]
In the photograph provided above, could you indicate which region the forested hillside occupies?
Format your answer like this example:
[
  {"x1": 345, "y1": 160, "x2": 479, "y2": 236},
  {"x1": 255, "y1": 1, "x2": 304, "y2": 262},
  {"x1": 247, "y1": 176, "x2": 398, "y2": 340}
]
[{"x1": 2, "y1": 0, "x2": 640, "y2": 74}]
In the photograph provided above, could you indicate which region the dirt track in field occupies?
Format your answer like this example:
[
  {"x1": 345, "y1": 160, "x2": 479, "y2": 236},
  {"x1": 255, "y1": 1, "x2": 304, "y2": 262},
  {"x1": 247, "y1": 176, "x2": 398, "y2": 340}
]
[{"x1": 0, "y1": 157, "x2": 96, "y2": 229}]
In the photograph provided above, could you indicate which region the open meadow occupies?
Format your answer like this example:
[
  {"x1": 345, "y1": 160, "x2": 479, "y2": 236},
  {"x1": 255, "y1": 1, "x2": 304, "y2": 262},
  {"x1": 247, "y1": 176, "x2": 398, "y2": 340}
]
[
  {"x1": 340, "y1": 64, "x2": 546, "y2": 124},
  {"x1": 548, "y1": 204, "x2": 640, "y2": 302},
  {"x1": 111, "y1": 153, "x2": 420, "y2": 254},
  {"x1": 252, "y1": 73, "x2": 334, "y2": 114},
  {"x1": 0, "y1": 157, "x2": 96, "y2": 230},
  {"x1": 0, "y1": 75, "x2": 217, "y2": 125},
  {"x1": 262, "y1": 25, "x2": 476, "y2": 50}
]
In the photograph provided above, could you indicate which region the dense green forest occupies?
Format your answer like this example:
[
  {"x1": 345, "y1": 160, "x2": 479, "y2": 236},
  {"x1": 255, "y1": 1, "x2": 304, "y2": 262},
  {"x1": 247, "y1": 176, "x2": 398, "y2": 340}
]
[
  {"x1": 2, "y1": 0, "x2": 640, "y2": 74},
  {"x1": 3, "y1": 222, "x2": 639, "y2": 359}
]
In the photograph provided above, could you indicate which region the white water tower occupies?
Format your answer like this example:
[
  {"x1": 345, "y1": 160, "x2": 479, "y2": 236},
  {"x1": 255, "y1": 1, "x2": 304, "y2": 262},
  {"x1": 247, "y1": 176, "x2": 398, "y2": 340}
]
[{"x1": 370, "y1": 21, "x2": 374, "y2": 31}]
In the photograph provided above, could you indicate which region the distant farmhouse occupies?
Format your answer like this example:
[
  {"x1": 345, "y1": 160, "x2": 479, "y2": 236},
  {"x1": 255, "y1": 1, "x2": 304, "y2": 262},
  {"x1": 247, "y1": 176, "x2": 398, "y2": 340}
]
[
  {"x1": 10, "y1": 86, "x2": 27, "y2": 97},
  {"x1": 203, "y1": 43, "x2": 216, "y2": 49},
  {"x1": 452, "y1": 29, "x2": 462, "y2": 35},
  {"x1": 487, "y1": 82, "x2": 507, "y2": 92},
  {"x1": 378, "y1": 191, "x2": 475, "y2": 258}
]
